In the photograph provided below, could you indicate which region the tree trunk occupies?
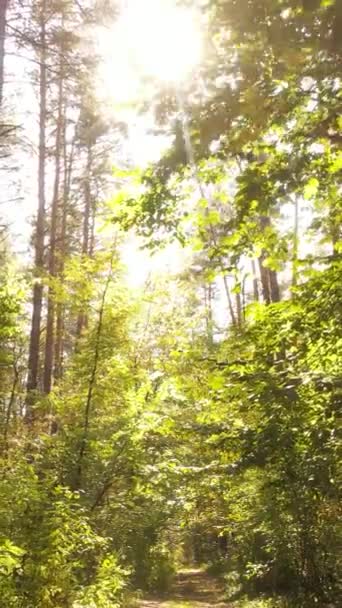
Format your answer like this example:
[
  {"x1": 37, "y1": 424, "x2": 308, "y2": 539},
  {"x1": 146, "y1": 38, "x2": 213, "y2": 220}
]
[
  {"x1": 0, "y1": 0, "x2": 8, "y2": 106},
  {"x1": 204, "y1": 284, "x2": 214, "y2": 345},
  {"x1": 251, "y1": 259, "x2": 259, "y2": 302},
  {"x1": 222, "y1": 274, "x2": 236, "y2": 326},
  {"x1": 4, "y1": 360, "x2": 18, "y2": 446},
  {"x1": 76, "y1": 142, "x2": 92, "y2": 338},
  {"x1": 258, "y1": 254, "x2": 271, "y2": 304},
  {"x1": 89, "y1": 198, "x2": 96, "y2": 256},
  {"x1": 236, "y1": 291, "x2": 242, "y2": 327},
  {"x1": 26, "y1": 2, "x2": 47, "y2": 417},
  {"x1": 269, "y1": 267, "x2": 280, "y2": 302},
  {"x1": 292, "y1": 197, "x2": 299, "y2": 288},
  {"x1": 82, "y1": 143, "x2": 92, "y2": 255},
  {"x1": 53, "y1": 128, "x2": 67, "y2": 381},
  {"x1": 242, "y1": 276, "x2": 247, "y2": 322},
  {"x1": 43, "y1": 57, "x2": 64, "y2": 394},
  {"x1": 259, "y1": 216, "x2": 281, "y2": 304}
]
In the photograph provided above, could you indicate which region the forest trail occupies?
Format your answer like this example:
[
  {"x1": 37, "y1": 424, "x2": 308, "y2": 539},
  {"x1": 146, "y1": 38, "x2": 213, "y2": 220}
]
[{"x1": 140, "y1": 569, "x2": 231, "y2": 608}]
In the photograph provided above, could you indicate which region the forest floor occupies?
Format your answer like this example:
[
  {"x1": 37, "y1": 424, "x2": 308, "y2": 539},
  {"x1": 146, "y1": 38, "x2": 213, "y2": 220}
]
[{"x1": 140, "y1": 568, "x2": 231, "y2": 608}]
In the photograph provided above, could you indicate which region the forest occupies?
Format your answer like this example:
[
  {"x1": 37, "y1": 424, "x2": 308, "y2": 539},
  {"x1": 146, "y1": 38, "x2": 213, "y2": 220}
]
[{"x1": 0, "y1": 0, "x2": 341, "y2": 607}]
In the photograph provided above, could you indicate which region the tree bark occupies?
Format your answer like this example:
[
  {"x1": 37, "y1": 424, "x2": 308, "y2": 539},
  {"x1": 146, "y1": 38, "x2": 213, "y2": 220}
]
[
  {"x1": 4, "y1": 358, "x2": 18, "y2": 446},
  {"x1": 269, "y1": 267, "x2": 280, "y2": 303},
  {"x1": 222, "y1": 274, "x2": 236, "y2": 326},
  {"x1": 76, "y1": 142, "x2": 92, "y2": 338},
  {"x1": 292, "y1": 197, "x2": 299, "y2": 288},
  {"x1": 204, "y1": 284, "x2": 214, "y2": 345},
  {"x1": 43, "y1": 55, "x2": 64, "y2": 394},
  {"x1": 55, "y1": 122, "x2": 78, "y2": 365},
  {"x1": 258, "y1": 216, "x2": 281, "y2": 304},
  {"x1": 251, "y1": 259, "x2": 259, "y2": 302},
  {"x1": 53, "y1": 114, "x2": 68, "y2": 381},
  {"x1": 236, "y1": 291, "x2": 242, "y2": 327},
  {"x1": 26, "y1": 1, "x2": 47, "y2": 417}
]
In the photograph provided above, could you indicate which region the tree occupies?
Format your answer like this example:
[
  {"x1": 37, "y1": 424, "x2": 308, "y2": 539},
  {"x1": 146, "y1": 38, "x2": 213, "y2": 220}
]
[
  {"x1": 0, "y1": 0, "x2": 340, "y2": 606},
  {"x1": 26, "y1": 0, "x2": 47, "y2": 414}
]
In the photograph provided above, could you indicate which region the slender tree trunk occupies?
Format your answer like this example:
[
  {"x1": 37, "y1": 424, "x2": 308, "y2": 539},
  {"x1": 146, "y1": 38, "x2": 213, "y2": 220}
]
[
  {"x1": 82, "y1": 143, "x2": 92, "y2": 256},
  {"x1": 53, "y1": 118, "x2": 68, "y2": 381},
  {"x1": 0, "y1": 0, "x2": 8, "y2": 106},
  {"x1": 4, "y1": 361, "x2": 18, "y2": 445},
  {"x1": 204, "y1": 284, "x2": 214, "y2": 345},
  {"x1": 242, "y1": 276, "x2": 247, "y2": 322},
  {"x1": 54, "y1": 120, "x2": 78, "y2": 376},
  {"x1": 26, "y1": 2, "x2": 47, "y2": 417},
  {"x1": 76, "y1": 143, "x2": 92, "y2": 338},
  {"x1": 292, "y1": 197, "x2": 299, "y2": 288},
  {"x1": 258, "y1": 254, "x2": 271, "y2": 304},
  {"x1": 259, "y1": 216, "x2": 281, "y2": 304},
  {"x1": 329, "y1": 200, "x2": 340, "y2": 255},
  {"x1": 251, "y1": 259, "x2": 259, "y2": 302},
  {"x1": 222, "y1": 274, "x2": 236, "y2": 326},
  {"x1": 269, "y1": 267, "x2": 280, "y2": 302},
  {"x1": 43, "y1": 59, "x2": 64, "y2": 394},
  {"x1": 236, "y1": 292, "x2": 242, "y2": 327},
  {"x1": 89, "y1": 198, "x2": 96, "y2": 257},
  {"x1": 259, "y1": 254, "x2": 280, "y2": 304}
]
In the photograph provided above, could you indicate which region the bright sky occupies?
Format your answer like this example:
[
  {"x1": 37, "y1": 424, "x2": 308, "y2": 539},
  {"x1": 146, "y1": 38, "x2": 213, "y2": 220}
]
[
  {"x1": 4, "y1": 0, "x2": 203, "y2": 278},
  {"x1": 98, "y1": 0, "x2": 202, "y2": 106},
  {"x1": 96, "y1": 0, "x2": 203, "y2": 286},
  {"x1": 2, "y1": 0, "x2": 315, "y2": 330}
]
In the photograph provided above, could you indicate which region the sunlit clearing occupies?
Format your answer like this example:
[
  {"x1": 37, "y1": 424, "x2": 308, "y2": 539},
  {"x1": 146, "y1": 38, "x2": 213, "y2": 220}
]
[{"x1": 98, "y1": 0, "x2": 202, "y2": 105}]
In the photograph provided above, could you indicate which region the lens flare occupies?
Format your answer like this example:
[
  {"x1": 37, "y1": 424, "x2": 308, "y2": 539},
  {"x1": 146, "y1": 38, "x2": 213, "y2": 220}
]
[{"x1": 98, "y1": 0, "x2": 202, "y2": 104}]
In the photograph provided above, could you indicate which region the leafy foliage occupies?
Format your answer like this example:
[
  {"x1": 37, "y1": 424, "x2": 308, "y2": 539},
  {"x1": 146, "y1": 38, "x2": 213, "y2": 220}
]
[{"x1": 0, "y1": 0, "x2": 340, "y2": 606}]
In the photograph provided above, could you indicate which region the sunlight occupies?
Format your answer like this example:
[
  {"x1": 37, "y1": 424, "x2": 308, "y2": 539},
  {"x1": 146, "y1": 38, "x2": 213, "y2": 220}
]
[{"x1": 98, "y1": 0, "x2": 202, "y2": 104}]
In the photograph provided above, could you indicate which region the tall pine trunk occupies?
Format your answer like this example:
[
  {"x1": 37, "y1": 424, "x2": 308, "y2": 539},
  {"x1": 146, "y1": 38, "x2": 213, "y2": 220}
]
[
  {"x1": 43, "y1": 58, "x2": 64, "y2": 394},
  {"x1": 76, "y1": 142, "x2": 92, "y2": 338},
  {"x1": 26, "y1": 1, "x2": 47, "y2": 416},
  {"x1": 53, "y1": 116, "x2": 68, "y2": 381},
  {"x1": 55, "y1": 122, "x2": 78, "y2": 370}
]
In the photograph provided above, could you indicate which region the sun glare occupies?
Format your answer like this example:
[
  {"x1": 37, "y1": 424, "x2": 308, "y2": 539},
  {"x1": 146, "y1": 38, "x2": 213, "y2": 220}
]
[{"x1": 98, "y1": 0, "x2": 202, "y2": 104}]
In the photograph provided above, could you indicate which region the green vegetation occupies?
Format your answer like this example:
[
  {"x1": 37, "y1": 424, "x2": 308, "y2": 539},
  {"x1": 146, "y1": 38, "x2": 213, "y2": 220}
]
[{"x1": 0, "y1": 0, "x2": 341, "y2": 607}]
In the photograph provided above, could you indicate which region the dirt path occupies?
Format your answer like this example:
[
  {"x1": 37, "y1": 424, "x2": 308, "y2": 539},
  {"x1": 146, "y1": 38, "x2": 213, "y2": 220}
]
[{"x1": 140, "y1": 568, "x2": 231, "y2": 608}]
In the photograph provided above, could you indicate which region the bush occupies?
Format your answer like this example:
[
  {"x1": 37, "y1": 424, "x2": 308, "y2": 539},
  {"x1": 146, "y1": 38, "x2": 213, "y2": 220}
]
[
  {"x1": 74, "y1": 554, "x2": 130, "y2": 608},
  {"x1": 147, "y1": 547, "x2": 175, "y2": 592}
]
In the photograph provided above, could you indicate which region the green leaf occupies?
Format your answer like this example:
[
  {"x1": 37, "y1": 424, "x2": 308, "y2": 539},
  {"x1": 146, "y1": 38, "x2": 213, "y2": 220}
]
[
  {"x1": 209, "y1": 374, "x2": 225, "y2": 390},
  {"x1": 329, "y1": 152, "x2": 342, "y2": 174},
  {"x1": 304, "y1": 178, "x2": 319, "y2": 200},
  {"x1": 321, "y1": 0, "x2": 335, "y2": 7}
]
